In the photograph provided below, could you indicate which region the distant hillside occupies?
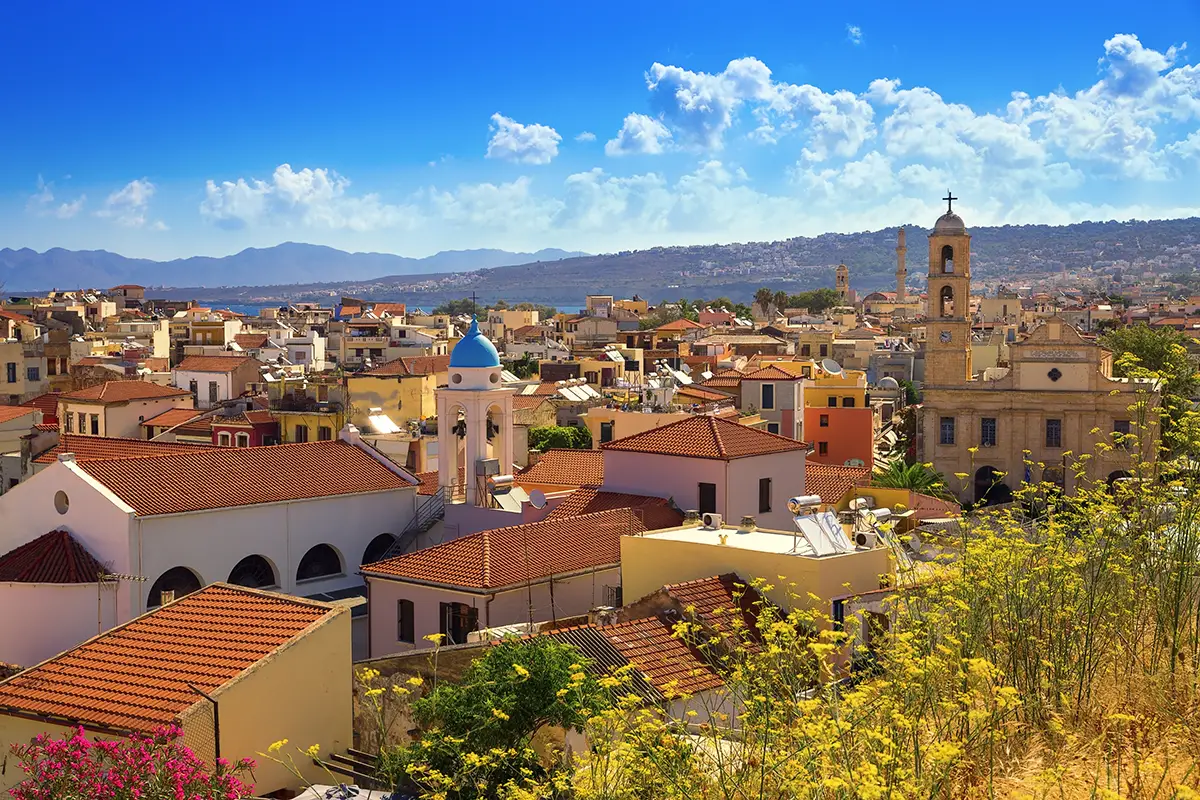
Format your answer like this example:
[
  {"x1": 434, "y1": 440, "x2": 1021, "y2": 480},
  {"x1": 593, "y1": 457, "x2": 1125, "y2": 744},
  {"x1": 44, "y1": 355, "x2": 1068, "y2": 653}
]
[
  {"x1": 140, "y1": 217, "x2": 1200, "y2": 308},
  {"x1": 0, "y1": 243, "x2": 588, "y2": 291}
]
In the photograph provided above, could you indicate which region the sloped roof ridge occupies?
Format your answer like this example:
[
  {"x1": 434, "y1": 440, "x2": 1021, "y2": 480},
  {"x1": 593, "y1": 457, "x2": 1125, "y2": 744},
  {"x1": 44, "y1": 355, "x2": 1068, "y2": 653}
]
[{"x1": 68, "y1": 438, "x2": 345, "y2": 464}]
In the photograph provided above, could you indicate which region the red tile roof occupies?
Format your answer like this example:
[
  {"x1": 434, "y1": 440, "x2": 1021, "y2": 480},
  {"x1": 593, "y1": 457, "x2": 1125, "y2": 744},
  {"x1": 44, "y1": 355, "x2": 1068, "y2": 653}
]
[
  {"x1": 656, "y1": 318, "x2": 704, "y2": 332},
  {"x1": 0, "y1": 530, "x2": 107, "y2": 584},
  {"x1": 512, "y1": 395, "x2": 553, "y2": 412},
  {"x1": 362, "y1": 354, "x2": 451, "y2": 378},
  {"x1": 33, "y1": 422, "x2": 57, "y2": 432},
  {"x1": 804, "y1": 462, "x2": 871, "y2": 504},
  {"x1": 368, "y1": 302, "x2": 407, "y2": 317},
  {"x1": 700, "y1": 374, "x2": 743, "y2": 389},
  {"x1": 547, "y1": 487, "x2": 680, "y2": 526},
  {"x1": 0, "y1": 406, "x2": 36, "y2": 425},
  {"x1": 528, "y1": 383, "x2": 561, "y2": 396},
  {"x1": 61, "y1": 381, "x2": 191, "y2": 404},
  {"x1": 742, "y1": 366, "x2": 800, "y2": 380},
  {"x1": 601, "y1": 614, "x2": 723, "y2": 695},
  {"x1": 233, "y1": 333, "x2": 270, "y2": 349},
  {"x1": 140, "y1": 407, "x2": 212, "y2": 433},
  {"x1": 174, "y1": 355, "x2": 257, "y2": 373},
  {"x1": 20, "y1": 392, "x2": 61, "y2": 419},
  {"x1": 674, "y1": 386, "x2": 733, "y2": 404},
  {"x1": 363, "y1": 507, "x2": 665, "y2": 589},
  {"x1": 602, "y1": 416, "x2": 807, "y2": 461},
  {"x1": 517, "y1": 449, "x2": 604, "y2": 488},
  {"x1": 210, "y1": 410, "x2": 276, "y2": 427},
  {"x1": 665, "y1": 573, "x2": 767, "y2": 647},
  {"x1": 77, "y1": 440, "x2": 415, "y2": 516},
  {"x1": 0, "y1": 584, "x2": 337, "y2": 731},
  {"x1": 35, "y1": 435, "x2": 218, "y2": 464}
]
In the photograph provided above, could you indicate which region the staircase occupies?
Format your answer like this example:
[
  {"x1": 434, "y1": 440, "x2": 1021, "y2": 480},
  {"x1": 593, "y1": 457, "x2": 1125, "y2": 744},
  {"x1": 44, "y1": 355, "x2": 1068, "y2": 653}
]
[{"x1": 382, "y1": 488, "x2": 446, "y2": 560}]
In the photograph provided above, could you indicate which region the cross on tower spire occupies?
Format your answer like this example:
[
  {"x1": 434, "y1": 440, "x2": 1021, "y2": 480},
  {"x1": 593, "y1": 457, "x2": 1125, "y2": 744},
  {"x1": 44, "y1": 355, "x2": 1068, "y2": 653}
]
[
  {"x1": 470, "y1": 291, "x2": 478, "y2": 317},
  {"x1": 944, "y1": 190, "x2": 958, "y2": 214}
]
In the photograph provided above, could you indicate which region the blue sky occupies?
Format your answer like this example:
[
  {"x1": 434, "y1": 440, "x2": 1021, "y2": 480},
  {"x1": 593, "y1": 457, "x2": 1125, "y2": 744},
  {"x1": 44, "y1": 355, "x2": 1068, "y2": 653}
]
[{"x1": 3, "y1": 0, "x2": 1199, "y2": 260}]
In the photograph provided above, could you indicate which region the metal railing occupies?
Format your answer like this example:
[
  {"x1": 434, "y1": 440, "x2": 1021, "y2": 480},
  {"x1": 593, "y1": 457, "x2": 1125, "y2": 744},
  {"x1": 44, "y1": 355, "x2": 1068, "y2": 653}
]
[{"x1": 381, "y1": 488, "x2": 447, "y2": 560}]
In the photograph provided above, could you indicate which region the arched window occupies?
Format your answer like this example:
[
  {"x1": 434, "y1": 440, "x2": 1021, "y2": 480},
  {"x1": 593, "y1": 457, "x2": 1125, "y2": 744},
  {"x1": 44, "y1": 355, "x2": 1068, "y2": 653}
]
[
  {"x1": 973, "y1": 466, "x2": 1013, "y2": 506},
  {"x1": 235, "y1": 432, "x2": 250, "y2": 447},
  {"x1": 217, "y1": 431, "x2": 231, "y2": 446},
  {"x1": 941, "y1": 245, "x2": 955, "y2": 273},
  {"x1": 228, "y1": 555, "x2": 277, "y2": 589},
  {"x1": 147, "y1": 566, "x2": 202, "y2": 607},
  {"x1": 297, "y1": 544, "x2": 342, "y2": 581},
  {"x1": 939, "y1": 286, "x2": 954, "y2": 318},
  {"x1": 362, "y1": 533, "x2": 398, "y2": 567}
]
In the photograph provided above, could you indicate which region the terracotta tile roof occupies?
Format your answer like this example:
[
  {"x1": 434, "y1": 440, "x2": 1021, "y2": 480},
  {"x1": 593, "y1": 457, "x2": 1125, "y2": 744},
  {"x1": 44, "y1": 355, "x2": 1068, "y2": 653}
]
[
  {"x1": 21, "y1": 392, "x2": 61, "y2": 419},
  {"x1": 656, "y1": 318, "x2": 704, "y2": 332},
  {"x1": 517, "y1": 449, "x2": 604, "y2": 488},
  {"x1": 512, "y1": 395, "x2": 553, "y2": 411},
  {"x1": 140, "y1": 407, "x2": 213, "y2": 434},
  {"x1": 174, "y1": 355, "x2": 257, "y2": 373},
  {"x1": 0, "y1": 309, "x2": 31, "y2": 323},
  {"x1": 415, "y1": 470, "x2": 439, "y2": 495},
  {"x1": 33, "y1": 422, "x2": 58, "y2": 432},
  {"x1": 368, "y1": 302, "x2": 407, "y2": 317},
  {"x1": 804, "y1": 462, "x2": 871, "y2": 504},
  {"x1": 602, "y1": 416, "x2": 807, "y2": 461},
  {"x1": 742, "y1": 365, "x2": 801, "y2": 381},
  {"x1": 601, "y1": 614, "x2": 723, "y2": 695},
  {"x1": 233, "y1": 333, "x2": 270, "y2": 349},
  {"x1": 700, "y1": 374, "x2": 743, "y2": 389},
  {"x1": 35, "y1": 435, "x2": 218, "y2": 464},
  {"x1": 210, "y1": 410, "x2": 276, "y2": 427},
  {"x1": 529, "y1": 383, "x2": 561, "y2": 396},
  {"x1": 61, "y1": 381, "x2": 191, "y2": 404},
  {"x1": 665, "y1": 573, "x2": 768, "y2": 647},
  {"x1": 0, "y1": 406, "x2": 36, "y2": 425},
  {"x1": 78, "y1": 440, "x2": 415, "y2": 516},
  {"x1": 0, "y1": 584, "x2": 336, "y2": 731},
  {"x1": 0, "y1": 530, "x2": 107, "y2": 584},
  {"x1": 363, "y1": 507, "x2": 658, "y2": 590},
  {"x1": 362, "y1": 354, "x2": 451, "y2": 378},
  {"x1": 675, "y1": 386, "x2": 734, "y2": 404},
  {"x1": 547, "y1": 486, "x2": 679, "y2": 526}
]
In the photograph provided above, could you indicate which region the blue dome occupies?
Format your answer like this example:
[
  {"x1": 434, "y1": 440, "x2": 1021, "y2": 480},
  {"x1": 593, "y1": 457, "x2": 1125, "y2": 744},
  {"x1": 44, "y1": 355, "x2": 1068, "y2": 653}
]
[{"x1": 449, "y1": 317, "x2": 501, "y2": 368}]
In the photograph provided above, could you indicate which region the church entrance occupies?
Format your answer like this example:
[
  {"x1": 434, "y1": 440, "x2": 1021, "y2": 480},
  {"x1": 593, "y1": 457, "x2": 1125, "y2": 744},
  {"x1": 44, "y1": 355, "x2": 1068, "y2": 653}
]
[{"x1": 974, "y1": 466, "x2": 1013, "y2": 506}]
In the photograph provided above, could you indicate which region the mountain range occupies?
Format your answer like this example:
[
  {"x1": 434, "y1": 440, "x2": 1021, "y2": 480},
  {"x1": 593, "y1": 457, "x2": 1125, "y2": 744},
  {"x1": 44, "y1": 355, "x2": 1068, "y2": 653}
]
[{"x1": 0, "y1": 243, "x2": 588, "y2": 291}]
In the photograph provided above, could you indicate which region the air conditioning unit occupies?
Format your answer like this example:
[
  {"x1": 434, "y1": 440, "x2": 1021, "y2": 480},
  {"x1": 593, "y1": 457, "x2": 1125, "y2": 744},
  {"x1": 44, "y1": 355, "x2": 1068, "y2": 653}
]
[
  {"x1": 854, "y1": 530, "x2": 878, "y2": 548},
  {"x1": 701, "y1": 512, "x2": 723, "y2": 530}
]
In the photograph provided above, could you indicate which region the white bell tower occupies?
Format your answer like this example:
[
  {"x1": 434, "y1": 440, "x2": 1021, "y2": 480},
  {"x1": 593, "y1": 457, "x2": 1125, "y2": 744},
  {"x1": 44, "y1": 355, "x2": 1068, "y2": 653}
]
[{"x1": 437, "y1": 317, "x2": 514, "y2": 506}]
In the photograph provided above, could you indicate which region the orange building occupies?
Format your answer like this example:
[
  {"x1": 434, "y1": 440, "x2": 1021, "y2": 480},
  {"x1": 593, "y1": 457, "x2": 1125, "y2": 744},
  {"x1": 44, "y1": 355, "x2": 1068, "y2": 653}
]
[{"x1": 804, "y1": 406, "x2": 873, "y2": 469}]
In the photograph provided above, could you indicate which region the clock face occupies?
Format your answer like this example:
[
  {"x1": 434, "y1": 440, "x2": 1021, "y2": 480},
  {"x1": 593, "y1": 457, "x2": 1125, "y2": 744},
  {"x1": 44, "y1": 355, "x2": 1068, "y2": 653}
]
[{"x1": 939, "y1": 330, "x2": 952, "y2": 343}]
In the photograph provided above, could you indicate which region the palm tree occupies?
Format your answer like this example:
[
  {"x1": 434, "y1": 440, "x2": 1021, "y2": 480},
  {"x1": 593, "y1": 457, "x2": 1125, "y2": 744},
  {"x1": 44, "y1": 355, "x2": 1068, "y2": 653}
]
[
  {"x1": 871, "y1": 460, "x2": 954, "y2": 500},
  {"x1": 754, "y1": 287, "x2": 774, "y2": 317},
  {"x1": 772, "y1": 290, "x2": 788, "y2": 317}
]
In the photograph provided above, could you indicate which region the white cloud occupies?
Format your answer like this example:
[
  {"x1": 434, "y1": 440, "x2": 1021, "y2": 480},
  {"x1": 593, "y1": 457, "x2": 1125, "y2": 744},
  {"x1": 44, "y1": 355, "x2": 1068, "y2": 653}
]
[
  {"x1": 201, "y1": 164, "x2": 417, "y2": 231},
  {"x1": 847, "y1": 25, "x2": 863, "y2": 45},
  {"x1": 96, "y1": 179, "x2": 159, "y2": 228},
  {"x1": 605, "y1": 113, "x2": 673, "y2": 156},
  {"x1": 486, "y1": 113, "x2": 561, "y2": 164},
  {"x1": 575, "y1": 131, "x2": 597, "y2": 142},
  {"x1": 27, "y1": 176, "x2": 86, "y2": 219}
]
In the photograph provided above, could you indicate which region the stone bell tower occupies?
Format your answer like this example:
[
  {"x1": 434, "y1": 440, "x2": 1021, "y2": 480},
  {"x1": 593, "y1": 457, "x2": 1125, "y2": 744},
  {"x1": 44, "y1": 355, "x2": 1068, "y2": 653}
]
[
  {"x1": 835, "y1": 263, "x2": 850, "y2": 301},
  {"x1": 925, "y1": 191, "x2": 973, "y2": 386},
  {"x1": 896, "y1": 226, "x2": 907, "y2": 303}
]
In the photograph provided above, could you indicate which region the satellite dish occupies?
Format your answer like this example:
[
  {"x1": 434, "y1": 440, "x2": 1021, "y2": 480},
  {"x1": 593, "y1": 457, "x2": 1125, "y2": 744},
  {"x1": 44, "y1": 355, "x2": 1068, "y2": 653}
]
[
  {"x1": 821, "y1": 358, "x2": 843, "y2": 376},
  {"x1": 529, "y1": 489, "x2": 547, "y2": 509}
]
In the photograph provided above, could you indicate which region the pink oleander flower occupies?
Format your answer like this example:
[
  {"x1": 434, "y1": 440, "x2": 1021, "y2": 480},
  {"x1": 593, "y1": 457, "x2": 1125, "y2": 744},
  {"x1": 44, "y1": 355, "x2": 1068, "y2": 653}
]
[{"x1": 8, "y1": 726, "x2": 255, "y2": 800}]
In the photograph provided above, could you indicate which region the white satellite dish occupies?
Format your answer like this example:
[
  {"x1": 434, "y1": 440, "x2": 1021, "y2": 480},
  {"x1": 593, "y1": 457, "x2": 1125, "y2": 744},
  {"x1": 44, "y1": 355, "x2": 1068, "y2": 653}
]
[
  {"x1": 529, "y1": 489, "x2": 547, "y2": 509},
  {"x1": 821, "y1": 358, "x2": 843, "y2": 376}
]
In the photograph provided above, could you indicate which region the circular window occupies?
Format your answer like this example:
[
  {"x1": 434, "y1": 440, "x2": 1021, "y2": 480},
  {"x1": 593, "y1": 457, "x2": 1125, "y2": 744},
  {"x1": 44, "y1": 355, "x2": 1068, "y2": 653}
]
[
  {"x1": 451, "y1": 373, "x2": 463, "y2": 385},
  {"x1": 54, "y1": 491, "x2": 69, "y2": 515},
  {"x1": 489, "y1": 372, "x2": 500, "y2": 384}
]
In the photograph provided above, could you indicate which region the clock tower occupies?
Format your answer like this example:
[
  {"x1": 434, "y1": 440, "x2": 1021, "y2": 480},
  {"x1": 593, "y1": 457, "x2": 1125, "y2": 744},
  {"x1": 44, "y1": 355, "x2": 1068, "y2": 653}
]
[{"x1": 925, "y1": 191, "x2": 973, "y2": 386}]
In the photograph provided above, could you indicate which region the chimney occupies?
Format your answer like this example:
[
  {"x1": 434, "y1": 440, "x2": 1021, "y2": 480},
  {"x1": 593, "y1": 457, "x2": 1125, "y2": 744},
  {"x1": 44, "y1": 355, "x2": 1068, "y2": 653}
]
[
  {"x1": 527, "y1": 449, "x2": 542, "y2": 466},
  {"x1": 588, "y1": 606, "x2": 616, "y2": 627},
  {"x1": 339, "y1": 423, "x2": 361, "y2": 445},
  {"x1": 58, "y1": 452, "x2": 76, "y2": 463},
  {"x1": 683, "y1": 509, "x2": 700, "y2": 525},
  {"x1": 160, "y1": 590, "x2": 176, "y2": 604}
]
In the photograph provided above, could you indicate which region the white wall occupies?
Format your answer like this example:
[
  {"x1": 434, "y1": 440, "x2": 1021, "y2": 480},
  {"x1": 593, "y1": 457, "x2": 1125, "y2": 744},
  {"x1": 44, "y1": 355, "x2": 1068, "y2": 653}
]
[
  {"x1": 726, "y1": 449, "x2": 807, "y2": 531},
  {"x1": 172, "y1": 370, "x2": 233, "y2": 409},
  {"x1": 0, "y1": 582, "x2": 120, "y2": 667},
  {"x1": 600, "y1": 450, "x2": 727, "y2": 514}
]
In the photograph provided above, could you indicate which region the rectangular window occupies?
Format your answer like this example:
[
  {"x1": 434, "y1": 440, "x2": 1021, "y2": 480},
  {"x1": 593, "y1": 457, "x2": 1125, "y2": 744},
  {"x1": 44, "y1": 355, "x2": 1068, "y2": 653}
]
[
  {"x1": 208, "y1": 381, "x2": 219, "y2": 404},
  {"x1": 59, "y1": 357, "x2": 67, "y2": 374},
  {"x1": 318, "y1": 425, "x2": 332, "y2": 441},
  {"x1": 439, "y1": 601, "x2": 478, "y2": 645},
  {"x1": 26, "y1": 367, "x2": 39, "y2": 382},
  {"x1": 818, "y1": 441, "x2": 829, "y2": 456},
  {"x1": 766, "y1": 422, "x2": 780, "y2": 435},
  {"x1": 1046, "y1": 418, "x2": 1062, "y2": 448},
  {"x1": 760, "y1": 383, "x2": 775, "y2": 410},
  {"x1": 939, "y1": 416, "x2": 955, "y2": 445},
  {"x1": 90, "y1": 415, "x2": 99, "y2": 436},
  {"x1": 832, "y1": 599, "x2": 845, "y2": 632},
  {"x1": 78, "y1": 412, "x2": 86, "y2": 434},
  {"x1": 1114, "y1": 419, "x2": 1131, "y2": 436},
  {"x1": 600, "y1": 421, "x2": 614, "y2": 443},
  {"x1": 698, "y1": 482, "x2": 717, "y2": 515},
  {"x1": 800, "y1": 344, "x2": 811, "y2": 357},
  {"x1": 5, "y1": 363, "x2": 15, "y2": 383},
  {"x1": 294, "y1": 424, "x2": 309, "y2": 443},
  {"x1": 981, "y1": 417, "x2": 997, "y2": 447},
  {"x1": 759, "y1": 477, "x2": 772, "y2": 513},
  {"x1": 217, "y1": 431, "x2": 231, "y2": 446},
  {"x1": 47, "y1": 359, "x2": 57, "y2": 376},
  {"x1": 189, "y1": 379, "x2": 198, "y2": 399},
  {"x1": 64, "y1": 414, "x2": 73, "y2": 433},
  {"x1": 842, "y1": 397, "x2": 855, "y2": 408},
  {"x1": 827, "y1": 396, "x2": 837, "y2": 408},
  {"x1": 235, "y1": 432, "x2": 250, "y2": 447},
  {"x1": 819, "y1": 414, "x2": 829, "y2": 427},
  {"x1": 397, "y1": 599, "x2": 415, "y2": 643},
  {"x1": 819, "y1": 344, "x2": 829, "y2": 357}
]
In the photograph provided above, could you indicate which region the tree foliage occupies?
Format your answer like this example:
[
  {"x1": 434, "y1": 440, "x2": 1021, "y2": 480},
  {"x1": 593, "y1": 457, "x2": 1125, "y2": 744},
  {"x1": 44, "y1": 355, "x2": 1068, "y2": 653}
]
[
  {"x1": 871, "y1": 459, "x2": 954, "y2": 499},
  {"x1": 1101, "y1": 323, "x2": 1196, "y2": 451},
  {"x1": 529, "y1": 425, "x2": 592, "y2": 451}
]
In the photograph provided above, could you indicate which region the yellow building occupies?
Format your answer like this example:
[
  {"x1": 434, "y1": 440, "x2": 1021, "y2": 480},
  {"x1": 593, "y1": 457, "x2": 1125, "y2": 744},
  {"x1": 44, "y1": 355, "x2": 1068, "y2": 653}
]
[
  {"x1": 583, "y1": 407, "x2": 691, "y2": 447},
  {"x1": 795, "y1": 329, "x2": 836, "y2": 360},
  {"x1": 347, "y1": 371, "x2": 437, "y2": 431},
  {"x1": 918, "y1": 198, "x2": 1160, "y2": 503},
  {"x1": 755, "y1": 358, "x2": 867, "y2": 409},
  {"x1": 0, "y1": 584, "x2": 352, "y2": 797}
]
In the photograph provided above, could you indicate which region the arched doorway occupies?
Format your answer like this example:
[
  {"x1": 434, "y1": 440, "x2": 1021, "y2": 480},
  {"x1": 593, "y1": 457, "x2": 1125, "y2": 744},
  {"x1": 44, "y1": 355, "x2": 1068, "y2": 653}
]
[
  {"x1": 228, "y1": 555, "x2": 278, "y2": 589},
  {"x1": 147, "y1": 566, "x2": 202, "y2": 608},
  {"x1": 296, "y1": 544, "x2": 343, "y2": 582},
  {"x1": 974, "y1": 466, "x2": 1013, "y2": 506},
  {"x1": 1107, "y1": 470, "x2": 1132, "y2": 486},
  {"x1": 362, "y1": 533, "x2": 397, "y2": 567}
]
